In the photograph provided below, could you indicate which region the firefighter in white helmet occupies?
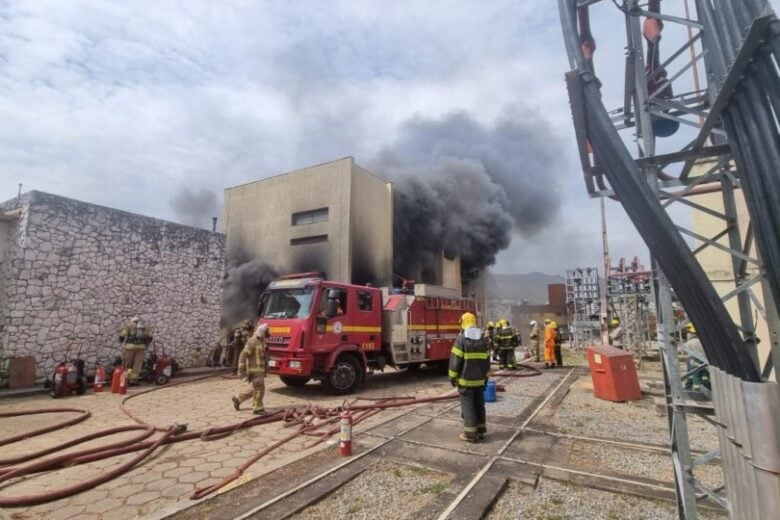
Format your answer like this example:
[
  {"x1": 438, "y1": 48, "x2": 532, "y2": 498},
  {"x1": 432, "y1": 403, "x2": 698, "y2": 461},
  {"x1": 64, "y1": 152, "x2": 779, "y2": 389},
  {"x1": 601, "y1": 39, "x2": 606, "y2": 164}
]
[
  {"x1": 232, "y1": 323, "x2": 270, "y2": 415},
  {"x1": 529, "y1": 320, "x2": 540, "y2": 362},
  {"x1": 119, "y1": 316, "x2": 153, "y2": 384}
]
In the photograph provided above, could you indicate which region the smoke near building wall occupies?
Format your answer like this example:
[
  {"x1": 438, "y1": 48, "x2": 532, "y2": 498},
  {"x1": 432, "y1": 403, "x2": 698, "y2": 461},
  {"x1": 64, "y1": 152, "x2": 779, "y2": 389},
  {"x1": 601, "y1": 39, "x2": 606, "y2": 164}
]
[
  {"x1": 221, "y1": 248, "x2": 278, "y2": 326},
  {"x1": 170, "y1": 188, "x2": 220, "y2": 230},
  {"x1": 371, "y1": 109, "x2": 564, "y2": 281}
]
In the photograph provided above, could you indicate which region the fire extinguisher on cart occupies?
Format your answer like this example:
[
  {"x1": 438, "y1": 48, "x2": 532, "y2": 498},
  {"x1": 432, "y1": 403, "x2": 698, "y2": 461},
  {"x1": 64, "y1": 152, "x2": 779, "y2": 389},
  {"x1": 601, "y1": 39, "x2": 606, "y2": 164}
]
[{"x1": 339, "y1": 409, "x2": 353, "y2": 457}]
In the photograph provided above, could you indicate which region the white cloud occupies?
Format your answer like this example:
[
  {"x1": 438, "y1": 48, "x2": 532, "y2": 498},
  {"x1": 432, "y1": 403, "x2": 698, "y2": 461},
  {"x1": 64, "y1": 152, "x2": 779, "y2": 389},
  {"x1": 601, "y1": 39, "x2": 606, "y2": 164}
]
[{"x1": 3, "y1": 0, "x2": 759, "y2": 274}]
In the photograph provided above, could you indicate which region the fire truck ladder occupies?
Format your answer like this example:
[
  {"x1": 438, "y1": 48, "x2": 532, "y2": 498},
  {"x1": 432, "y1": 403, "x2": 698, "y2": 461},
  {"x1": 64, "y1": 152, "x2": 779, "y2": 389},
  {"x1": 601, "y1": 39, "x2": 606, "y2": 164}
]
[{"x1": 559, "y1": 0, "x2": 780, "y2": 518}]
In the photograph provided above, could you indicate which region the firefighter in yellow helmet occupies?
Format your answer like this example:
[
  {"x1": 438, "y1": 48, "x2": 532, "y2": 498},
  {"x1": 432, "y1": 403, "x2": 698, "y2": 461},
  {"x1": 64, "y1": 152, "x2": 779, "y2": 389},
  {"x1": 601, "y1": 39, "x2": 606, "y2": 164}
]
[
  {"x1": 232, "y1": 323, "x2": 270, "y2": 415},
  {"x1": 494, "y1": 319, "x2": 519, "y2": 369},
  {"x1": 449, "y1": 312, "x2": 490, "y2": 442},
  {"x1": 485, "y1": 321, "x2": 497, "y2": 361},
  {"x1": 543, "y1": 319, "x2": 556, "y2": 369},
  {"x1": 608, "y1": 317, "x2": 623, "y2": 349},
  {"x1": 683, "y1": 322, "x2": 710, "y2": 392}
]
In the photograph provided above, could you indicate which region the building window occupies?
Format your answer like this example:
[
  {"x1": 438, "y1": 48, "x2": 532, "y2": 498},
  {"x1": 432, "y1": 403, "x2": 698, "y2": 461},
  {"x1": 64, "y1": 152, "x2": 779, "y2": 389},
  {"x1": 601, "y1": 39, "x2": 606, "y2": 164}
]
[
  {"x1": 357, "y1": 291, "x2": 373, "y2": 311},
  {"x1": 292, "y1": 207, "x2": 329, "y2": 226},
  {"x1": 290, "y1": 235, "x2": 328, "y2": 246}
]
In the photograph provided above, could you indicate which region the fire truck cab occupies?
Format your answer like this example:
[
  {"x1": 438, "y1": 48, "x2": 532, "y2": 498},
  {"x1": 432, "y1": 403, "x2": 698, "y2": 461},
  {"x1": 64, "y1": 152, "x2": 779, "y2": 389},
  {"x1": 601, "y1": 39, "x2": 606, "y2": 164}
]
[{"x1": 257, "y1": 273, "x2": 475, "y2": 394}]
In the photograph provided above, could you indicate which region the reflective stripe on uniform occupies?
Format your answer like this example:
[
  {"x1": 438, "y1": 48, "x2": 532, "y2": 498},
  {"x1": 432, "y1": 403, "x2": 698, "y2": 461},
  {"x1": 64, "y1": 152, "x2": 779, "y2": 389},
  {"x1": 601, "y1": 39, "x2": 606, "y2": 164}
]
[
  {"x1": 463, "y1": 352, "x2": 489, "y2": 360},
  {"x1": 448, "y1": 369, "x2": 459, "y2": 379},
  {"x1": 458, "y1": 378, "x2": 486, "y2": 387},
  {"x1": 451, "y1": 347, "x2": 464, "y2": 358}
]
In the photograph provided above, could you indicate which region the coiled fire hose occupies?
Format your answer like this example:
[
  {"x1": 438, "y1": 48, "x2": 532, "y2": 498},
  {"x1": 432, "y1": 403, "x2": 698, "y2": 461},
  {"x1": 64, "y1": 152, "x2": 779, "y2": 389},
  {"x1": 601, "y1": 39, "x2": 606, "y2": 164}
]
[{"x1": 0, "y1": 365, "x2": 541, "y2": 507}]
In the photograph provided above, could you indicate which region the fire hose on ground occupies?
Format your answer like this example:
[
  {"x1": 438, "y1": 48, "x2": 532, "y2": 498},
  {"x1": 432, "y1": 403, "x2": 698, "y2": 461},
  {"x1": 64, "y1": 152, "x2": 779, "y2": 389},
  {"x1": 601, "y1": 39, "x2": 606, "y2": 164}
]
[{"x1": 0, "y1": 365, "x2": 541, "y2": 507}]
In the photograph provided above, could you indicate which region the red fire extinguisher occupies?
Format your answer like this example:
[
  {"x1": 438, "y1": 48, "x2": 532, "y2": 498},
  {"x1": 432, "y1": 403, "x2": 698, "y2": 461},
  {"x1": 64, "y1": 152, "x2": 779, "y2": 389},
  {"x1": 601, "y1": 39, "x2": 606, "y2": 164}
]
[
  {"x1": 111, "y1": 366, "x2": 124, "y2": 394},
  {"x1": 93, "y1": 364, "x2": 107, "y2": 392},
  {"x1": 339, "y1": 410, "x2": 352, "y2": 457},
  {"x1": 118, "y1": 368, "x2": 129, "y2": 395}
]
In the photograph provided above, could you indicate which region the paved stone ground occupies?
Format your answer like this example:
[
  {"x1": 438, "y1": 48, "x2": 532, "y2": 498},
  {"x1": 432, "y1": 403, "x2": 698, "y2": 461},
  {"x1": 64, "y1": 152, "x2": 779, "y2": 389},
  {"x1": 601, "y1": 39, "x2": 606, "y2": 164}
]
[
  {"x1": 0, "y1": 369, "x2": 453, "y2": 520},
  {"x1": 1, "y1": 350, "x2": 728, "y2": 519}
]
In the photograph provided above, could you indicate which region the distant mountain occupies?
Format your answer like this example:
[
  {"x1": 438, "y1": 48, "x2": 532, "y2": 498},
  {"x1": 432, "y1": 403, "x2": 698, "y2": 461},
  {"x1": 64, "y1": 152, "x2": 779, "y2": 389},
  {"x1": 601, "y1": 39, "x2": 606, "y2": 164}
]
[{"x1": 485, "y1": 271, "x2": 565, "y2": 304}]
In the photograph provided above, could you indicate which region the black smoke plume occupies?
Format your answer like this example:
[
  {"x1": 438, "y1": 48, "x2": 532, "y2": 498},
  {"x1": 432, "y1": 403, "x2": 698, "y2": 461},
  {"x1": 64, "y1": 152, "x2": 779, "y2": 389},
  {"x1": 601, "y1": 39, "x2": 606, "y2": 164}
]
[
  {"x1": 170, "y1": 188, "x2": 220, "y2": 229},
  {"x1": 221, "y1": 248, "x2": 278, "y2": 326},
  {"x1": 372, "y1": 109, "x2": 563, "y2": 281}
]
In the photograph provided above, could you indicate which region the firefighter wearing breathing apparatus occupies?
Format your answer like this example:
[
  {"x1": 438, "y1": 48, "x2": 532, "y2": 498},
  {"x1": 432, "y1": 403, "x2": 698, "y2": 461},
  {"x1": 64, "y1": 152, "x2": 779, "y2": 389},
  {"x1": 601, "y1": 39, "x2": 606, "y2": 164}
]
[
  {"x1": 449, "y1": 312, "x2": 491, "y2": 442},
  {"x1": 232, "y1": 323, "x2": 270, "y2": 415},
  {"x1": 119, "y1": 317, "x2": 153, "y2": 384},
  {"x1": 494, "y1": 319, "x2": 519, "y2": 369}
]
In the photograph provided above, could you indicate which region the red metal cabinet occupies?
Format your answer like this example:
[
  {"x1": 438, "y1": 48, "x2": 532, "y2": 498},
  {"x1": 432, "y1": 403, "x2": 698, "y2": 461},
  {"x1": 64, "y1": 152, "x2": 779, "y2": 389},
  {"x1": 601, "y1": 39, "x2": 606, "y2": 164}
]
[{"x1": 585, "y1": 345, "x2": 642, "y2": 402}]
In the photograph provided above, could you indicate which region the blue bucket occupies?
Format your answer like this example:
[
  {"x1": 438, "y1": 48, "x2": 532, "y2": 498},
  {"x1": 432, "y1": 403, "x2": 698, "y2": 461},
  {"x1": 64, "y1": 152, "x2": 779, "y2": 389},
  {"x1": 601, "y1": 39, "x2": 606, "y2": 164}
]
[{"x1": 484, "y1": 379, "x2": 497, "y2": 403}]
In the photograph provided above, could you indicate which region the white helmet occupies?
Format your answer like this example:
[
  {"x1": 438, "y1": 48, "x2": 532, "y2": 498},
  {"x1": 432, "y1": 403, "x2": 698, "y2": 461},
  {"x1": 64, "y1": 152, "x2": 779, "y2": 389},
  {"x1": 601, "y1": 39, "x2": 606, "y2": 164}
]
[
  {"x1": 131, "y1": 316, "x2": 140, "y2": 323},
  {"x1": 530, "y1": 320, "x2": 537, "y2": 326},
  {"x1": 255, "y1": 323, "x2": 270, "y2": 338}
]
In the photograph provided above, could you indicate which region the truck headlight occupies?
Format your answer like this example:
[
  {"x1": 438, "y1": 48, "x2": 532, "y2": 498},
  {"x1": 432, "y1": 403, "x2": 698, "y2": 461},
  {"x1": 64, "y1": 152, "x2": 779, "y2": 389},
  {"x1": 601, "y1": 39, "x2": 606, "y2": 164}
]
[{"x1": 289, "y1": 361, "x2": 302, "y2": 369}]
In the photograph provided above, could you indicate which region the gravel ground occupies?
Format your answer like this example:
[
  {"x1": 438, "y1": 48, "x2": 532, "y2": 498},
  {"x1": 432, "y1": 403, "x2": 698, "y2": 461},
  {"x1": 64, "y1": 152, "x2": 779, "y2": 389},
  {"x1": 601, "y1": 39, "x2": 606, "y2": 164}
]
[
  {"x1": 486, "y1": 478, "x2": 726, "y2": 520},
  {"x1": 292, "y1": 460, "x2": 451, "y2": 520},
  {"x1": 548, "y1": 387, "x2": 719, "y2": 451},
  {"x1": 567, "y1": 441, "x2": 724, "y2": 489}
]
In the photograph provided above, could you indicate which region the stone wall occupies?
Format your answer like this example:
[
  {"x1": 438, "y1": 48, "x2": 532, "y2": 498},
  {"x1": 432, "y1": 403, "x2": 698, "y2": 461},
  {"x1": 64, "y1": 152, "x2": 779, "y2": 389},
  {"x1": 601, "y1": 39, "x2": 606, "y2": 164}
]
[{"x1": 0, "y1": 191, "x2": 225, "y2": 384}]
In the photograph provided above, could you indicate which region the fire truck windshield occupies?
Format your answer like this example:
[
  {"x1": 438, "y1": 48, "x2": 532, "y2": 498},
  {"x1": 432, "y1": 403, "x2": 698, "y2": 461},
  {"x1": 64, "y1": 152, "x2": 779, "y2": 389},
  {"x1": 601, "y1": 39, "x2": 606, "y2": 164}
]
[{"x1": 259, "y1": 287, "x2": 314, "y2": 319}]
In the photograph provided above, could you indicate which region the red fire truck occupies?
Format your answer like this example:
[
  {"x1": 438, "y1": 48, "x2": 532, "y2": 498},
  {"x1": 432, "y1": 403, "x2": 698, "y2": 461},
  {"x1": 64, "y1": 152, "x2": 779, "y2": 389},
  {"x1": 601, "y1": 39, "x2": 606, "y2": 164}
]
[{"x1": 257, "y1": 273, "x2": 477, "y2": 394}]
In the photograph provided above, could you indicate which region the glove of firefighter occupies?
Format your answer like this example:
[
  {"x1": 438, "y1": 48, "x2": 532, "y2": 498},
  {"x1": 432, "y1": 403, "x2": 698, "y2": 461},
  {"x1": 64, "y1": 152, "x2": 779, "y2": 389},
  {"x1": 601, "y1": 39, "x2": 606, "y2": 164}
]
[{"x1": 450, "y1": 379, "x2": 457, "y2": 388}]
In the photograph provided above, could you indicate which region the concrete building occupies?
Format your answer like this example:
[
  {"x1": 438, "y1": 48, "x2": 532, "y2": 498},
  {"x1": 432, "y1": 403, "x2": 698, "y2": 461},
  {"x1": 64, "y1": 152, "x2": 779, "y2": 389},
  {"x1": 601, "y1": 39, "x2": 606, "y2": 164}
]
[
  {"x1": 511, "y1": 283, "x2": 567, "y2": 344},
  {"x1": 691, "y1": 186, "x2": 774, "y2": 377},
  {"x1": 0, "y1": 191, "x2": 225, "y2": 385},
  {"x1": 223, "y1": 157, "x2": 394, "y2": 287}
]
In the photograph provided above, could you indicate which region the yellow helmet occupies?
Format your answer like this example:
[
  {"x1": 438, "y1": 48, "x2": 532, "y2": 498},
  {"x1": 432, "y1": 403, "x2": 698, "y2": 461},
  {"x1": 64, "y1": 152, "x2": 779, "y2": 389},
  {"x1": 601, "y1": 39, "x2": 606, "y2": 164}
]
[
  {"x1": 487, "y1": 321, "x2": 495, "y2": 328},
  {"x1": 459, "y1": 312, "x2": 477, "y2": 330},
  {"x1": 686, "y1": 323, "x2": 696, "y2": 334},
  {"x1": 543, "y1": 318, "x2": 551, "y2": 325},
  {"x1": 551, "y1": 321, "x2": 558, "y2": 328},
  {"x1": 609, "y1": 318, "x2": 620, "y2": 327}
]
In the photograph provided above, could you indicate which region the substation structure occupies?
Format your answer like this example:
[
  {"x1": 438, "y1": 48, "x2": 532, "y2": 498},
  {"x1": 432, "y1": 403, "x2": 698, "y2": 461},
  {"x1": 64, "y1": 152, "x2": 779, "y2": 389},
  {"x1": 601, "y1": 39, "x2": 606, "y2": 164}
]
[
  {"x1": 607, "y1": 257, "x2": 655, "y2": 365},
  {"x1": 560, "y1": 0, "x2": 780, "y2": 518},
  {"x1": 564, "y1": 267, "x2": 602, "y2": 350}
]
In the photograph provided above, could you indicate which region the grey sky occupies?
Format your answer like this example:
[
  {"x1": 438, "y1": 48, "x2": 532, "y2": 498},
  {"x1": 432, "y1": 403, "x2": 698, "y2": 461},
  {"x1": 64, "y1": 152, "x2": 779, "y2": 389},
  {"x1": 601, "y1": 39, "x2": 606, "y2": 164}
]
[{"x1": 2, "y1": 1, "x2": 775, "y2": 276}]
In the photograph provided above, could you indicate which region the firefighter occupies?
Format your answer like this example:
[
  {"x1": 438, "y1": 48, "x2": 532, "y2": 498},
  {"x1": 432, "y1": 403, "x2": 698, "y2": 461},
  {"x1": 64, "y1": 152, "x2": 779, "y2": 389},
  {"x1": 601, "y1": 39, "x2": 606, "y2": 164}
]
[
  {"x1": 119, "y1": 316, "x2": 153, "y2": 384},
  {"x1": 529, "y1": 320, "x2": 540, "y2": 362},
  {"x1": 232, "y1": 323, "x2": 270, "y2": 415},
  {"x1": 494, "y1": 319, "x2": 519, "y2": 369},
  {"x1": 683, "y1": 323, "x2": 710, "y2": 392},
  {"x1": 227, "y1": 319, "x2": 255, "y2": 372},
  {"x1": 485, "y1": 321, "x2": 496, "y2": 361},
  {"x1": 543, "y1": 319, "x2": 556, "y2": 369},
  {"x1": 552, "y1": 321, "x2": 563, "y2": 367},
  {"x1": 608, "y1": 318, "x2": 623, "y2": 349},
  {"x1": 448, "y1": 312, "x2": 490, "y2": 443}
]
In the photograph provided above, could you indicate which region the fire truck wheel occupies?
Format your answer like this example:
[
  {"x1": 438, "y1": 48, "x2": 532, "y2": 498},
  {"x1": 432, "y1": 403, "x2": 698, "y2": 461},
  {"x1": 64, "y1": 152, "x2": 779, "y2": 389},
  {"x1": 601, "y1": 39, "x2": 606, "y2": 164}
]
[
  {"x1": 155, "y1": 374, "x2": 169, "y2": 385},
  {"x1": 324, "y1": 355, "x2": 362, "y2": 395},
  {"x1": 280, "y1": 376, "x2": 310, "y2": 387}
]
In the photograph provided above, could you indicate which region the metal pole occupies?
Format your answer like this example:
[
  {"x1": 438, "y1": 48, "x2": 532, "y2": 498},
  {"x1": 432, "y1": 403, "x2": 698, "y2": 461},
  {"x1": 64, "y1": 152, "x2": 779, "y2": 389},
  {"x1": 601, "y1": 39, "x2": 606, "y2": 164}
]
[
  {"x1": 600, "y1": 192, "x2": 611, "y2": 343},
  {"x1": 626, "y1": 0, "x2": 699, "y2": 516}
]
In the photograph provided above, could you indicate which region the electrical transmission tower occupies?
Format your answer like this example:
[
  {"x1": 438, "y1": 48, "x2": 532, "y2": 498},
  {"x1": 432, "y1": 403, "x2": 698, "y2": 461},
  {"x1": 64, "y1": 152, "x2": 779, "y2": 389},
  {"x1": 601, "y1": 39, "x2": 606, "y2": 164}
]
[{"x1": 559, "y1": 1, "x2": 780, "y2": 518}]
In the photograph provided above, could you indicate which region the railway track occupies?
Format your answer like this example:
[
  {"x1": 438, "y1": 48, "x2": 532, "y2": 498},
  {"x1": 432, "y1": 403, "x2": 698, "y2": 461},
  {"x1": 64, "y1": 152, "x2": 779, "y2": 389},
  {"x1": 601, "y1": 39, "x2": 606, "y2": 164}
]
[{"x1": 167, "y1": 364, "x2": 725, "y2": 519}]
